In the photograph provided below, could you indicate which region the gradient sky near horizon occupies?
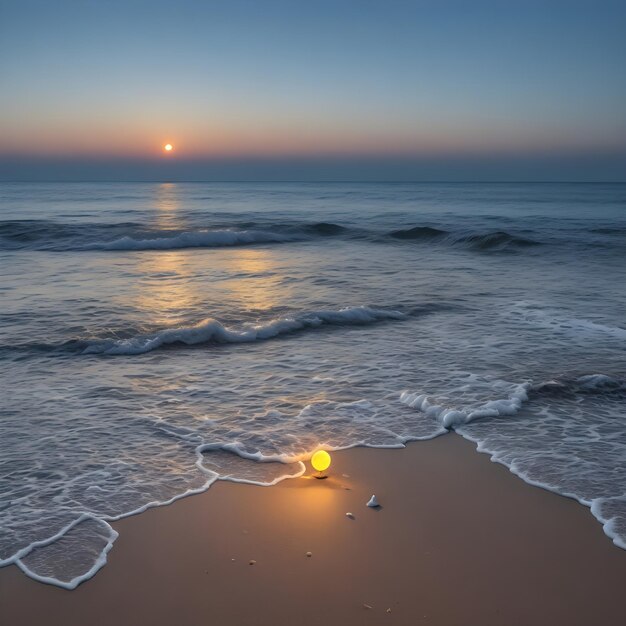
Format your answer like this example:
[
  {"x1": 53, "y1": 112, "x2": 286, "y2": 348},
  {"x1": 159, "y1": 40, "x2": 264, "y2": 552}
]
[{"x1": 1, "y1": 0, "x2": 625, "y2": 180}]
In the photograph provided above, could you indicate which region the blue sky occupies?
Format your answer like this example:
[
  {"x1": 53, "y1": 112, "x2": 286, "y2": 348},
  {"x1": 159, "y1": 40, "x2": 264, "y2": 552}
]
[{"x1": 1, "y1": 0, "x2": 625, "y2": 180}]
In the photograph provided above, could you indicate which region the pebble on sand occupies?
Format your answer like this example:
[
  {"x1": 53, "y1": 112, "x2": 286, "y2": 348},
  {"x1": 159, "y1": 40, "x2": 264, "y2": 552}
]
[
  {"x1": 346, "y1": 512, "x2": 355, "y2": 519},
  {"x1": 249, "y1": 560, "x2": 256, "y2": 565},
  {"x1": 306, "y1": 551, "x2": 312, "y2": 557}
]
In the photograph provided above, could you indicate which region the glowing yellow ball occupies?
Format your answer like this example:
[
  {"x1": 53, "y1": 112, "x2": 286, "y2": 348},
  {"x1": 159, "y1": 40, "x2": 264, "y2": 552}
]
[
  {"x1": 164, "y1": 144, "x2": 173, "y2": 152},
  {"x1": 311, "y1": 450, "x2": 331, "y2": 472}
]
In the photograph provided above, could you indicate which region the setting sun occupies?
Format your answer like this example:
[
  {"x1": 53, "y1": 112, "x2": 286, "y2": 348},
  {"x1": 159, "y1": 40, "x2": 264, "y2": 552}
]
[{"x1": 164, "y1": 144, "x2": 173, "y2": 152}]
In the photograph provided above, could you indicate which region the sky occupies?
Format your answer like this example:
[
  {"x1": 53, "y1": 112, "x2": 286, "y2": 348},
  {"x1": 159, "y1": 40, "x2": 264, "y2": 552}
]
[{"x1": 1, "y1": 0, "x2": 625, "y2": 181}]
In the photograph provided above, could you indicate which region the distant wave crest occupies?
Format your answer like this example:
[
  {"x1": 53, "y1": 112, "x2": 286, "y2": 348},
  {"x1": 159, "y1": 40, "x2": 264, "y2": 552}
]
[
  {"x1": 86, "y1": 229, "x2": 295, "y2": 251},
  {"x1": 0, "y1": 220, "x2": 347, "y2": 251},
  {"x1": 388, "y1": 226, "x2": 539, "y2": 250},
  {"x1": 1, "y1": 219, "x2": 540, "y2": 253},
  {"x1": 389, "y1": 226, "x2": 448, "y2": 240},
  {"x1": 455, "y1": 230, "x2": 539, "y2": 250}
]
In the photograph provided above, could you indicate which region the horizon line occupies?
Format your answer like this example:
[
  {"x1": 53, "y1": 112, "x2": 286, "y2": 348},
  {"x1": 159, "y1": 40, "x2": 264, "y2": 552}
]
[{"x1": 1, "y1": 180, "x2": 625, "y2": 185}]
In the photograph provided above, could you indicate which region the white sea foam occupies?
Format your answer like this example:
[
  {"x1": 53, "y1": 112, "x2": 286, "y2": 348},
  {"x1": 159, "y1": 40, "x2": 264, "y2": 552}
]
[
  {"x1": 86, "y1": 229, "x2": 296, "y2": 251},
  {"x1": 400, "y1": 380, "x2": 530, "y2": 428},
  {"x1": 82, "y1": 306, "x2": 407, "y2": 355},
  {"x1": 591, "y1": 497, "x2": 626, "y2": 550},
  {"x1": 16, "y1": 517, "x2": 118, "y2": 590}
]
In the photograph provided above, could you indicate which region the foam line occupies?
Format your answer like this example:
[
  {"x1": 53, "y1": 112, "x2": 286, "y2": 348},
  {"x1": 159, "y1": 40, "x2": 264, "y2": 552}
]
[{"x1": 15, "y1": 518, "x2": 119, "y2": 590}]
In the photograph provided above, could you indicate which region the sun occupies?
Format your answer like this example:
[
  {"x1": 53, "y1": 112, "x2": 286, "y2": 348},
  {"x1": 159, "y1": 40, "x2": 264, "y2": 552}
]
[{"x1": 163, "y1": 144, "x2": 173, "y2": 152}]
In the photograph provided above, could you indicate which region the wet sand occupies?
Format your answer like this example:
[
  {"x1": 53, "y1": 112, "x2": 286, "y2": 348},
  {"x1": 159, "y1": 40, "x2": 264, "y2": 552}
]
[{"x1": 1, "y1": 434, "x2": 625, "y2": 626}]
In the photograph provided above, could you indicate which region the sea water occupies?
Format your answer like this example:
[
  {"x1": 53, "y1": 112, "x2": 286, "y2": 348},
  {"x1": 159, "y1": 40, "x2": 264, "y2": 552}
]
[{"x1": 1, "y1": 181, "x2": 624, "y2": 587}]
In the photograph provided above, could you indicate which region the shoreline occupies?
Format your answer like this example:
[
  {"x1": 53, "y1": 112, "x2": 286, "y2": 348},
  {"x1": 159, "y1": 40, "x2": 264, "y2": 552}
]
[{"x1": 1, "y1": 434, "x2": 625, "y2": 625}]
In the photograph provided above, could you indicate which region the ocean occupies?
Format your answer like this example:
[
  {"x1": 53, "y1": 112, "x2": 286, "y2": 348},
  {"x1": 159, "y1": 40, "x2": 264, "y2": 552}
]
[{"x1": 1, "y1": 181, "x2": 625, "y2": 588}]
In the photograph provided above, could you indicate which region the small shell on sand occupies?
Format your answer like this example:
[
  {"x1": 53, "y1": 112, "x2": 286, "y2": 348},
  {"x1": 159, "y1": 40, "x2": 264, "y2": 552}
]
[
  {"x1": 366, "y1": 495, "x2": 380, "y2": 507},
  {"x1": 306, "y1": 551, "x2": 312, "y2": 557},
  {"x1": 386, "y1": 608, "x2": 392, "y2": 613},
  {"x1": 249, "y1": 560, "x2": 256, "y2": 565},
  {"x1": 346, "y1": 512, "x2": 355, "y2": 519},
  {"x1": 363, "y1": 604, "x2": 373, "y2": 610}
]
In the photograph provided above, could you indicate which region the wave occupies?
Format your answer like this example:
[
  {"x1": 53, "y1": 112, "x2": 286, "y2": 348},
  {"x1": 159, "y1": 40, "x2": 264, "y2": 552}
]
[
  {"x1": 1, "y1": 219, "x2": 542, "y2": 254},
  {"x1": 4, "y1": 217, "x2": 626, "y2": 255},
  {"x1": 455, "y1": 231, "x2": 539, "y2": 250},
  {"x1": 389, "y1": 226, "x2": 448, "y2": 240},
  {"x1": 401, "y1": 374, "x2": 625, "y2": 429},
  {"x1": 302, "y1": 222, "x2": 348, "y2": 235},
  {"x1": 400, "y1": 382, "x2": 531, "y2": 428},
  {"x1": 0, "y1": 219, "x2": 350, "y2": 251},
  {"x1": 85, "y1": 229, "x2": 295, "y2": 251},
  {"x1": 81, "y1": 306, "x2": 407, "y2": 355},
  {"x1": 85, "y1": 222, "x2": 350, "y2": 250},
  {"x1": 4, "y1": 220, "x2": 620, "y2": 259},
  {"x1": 387, "y1": 226, "x2": 539, "y2": 250},
  {"x1": 0, "y1": 219, "x2": 142, "y2": 248}
]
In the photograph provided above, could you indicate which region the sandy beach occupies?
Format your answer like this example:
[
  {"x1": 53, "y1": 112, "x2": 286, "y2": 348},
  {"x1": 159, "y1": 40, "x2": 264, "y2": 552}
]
[{"x1": 1, "y1": 434, "x2": 624, "y2": 626}]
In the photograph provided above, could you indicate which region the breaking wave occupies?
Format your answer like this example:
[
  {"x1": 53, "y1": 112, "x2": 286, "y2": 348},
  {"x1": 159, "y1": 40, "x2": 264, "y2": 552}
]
[
  {"x1": 81, "y1": 306, "x2": 407, "y2": 355},
  {"x1": 401, "y1": 373, "x2": 625, "y2": 430},
  {"x1": 400, "y1": 381, "x2": 531, "y2": 428},
  {"x1": 0, "y1": 220, "x2": 348, "y2": 251},
  {"x1": 86, "y1": 229, "x2": 294, "y2": 250}
]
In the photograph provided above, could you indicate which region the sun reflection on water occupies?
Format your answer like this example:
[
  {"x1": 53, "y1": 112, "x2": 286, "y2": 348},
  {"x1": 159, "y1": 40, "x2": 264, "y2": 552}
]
[
  {"x1": 219, "y1": 248, "x2": 289, "y2": 313},
  {"x1": 153, "y1": 182, "x2": 181, "y2": 228},
  {"x1": 132, "y1": 183, "x2": 295, "y2": 325},
  {"x1": 133, "y1": 184, "x2": 198, "y2": 324}
]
